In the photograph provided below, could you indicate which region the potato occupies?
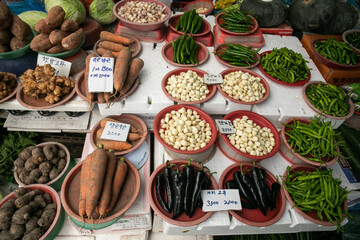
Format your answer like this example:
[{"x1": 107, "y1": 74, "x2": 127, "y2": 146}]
[
  {"x1": 30, "y1": 33, "x2": 53, "y2": 52},
  {"x1": 9, "y1": 14, "x2": 31, "y2": 40},
  {"x1": 61, "y1": 28, "x2": 83, "y2": 50},
  {"x1": 0, "y1": 2, "x2": 11, "y2": 30},
  {"x1": 10, "y1": 36, "x2": 29, "y2": 51},
  {"x1": 46, "y1": 6, "x2": 65, "y2": 28},
  {"x1": 61, "y1": 19, "x2": 79, "y2": 32},
  {"x1": 35, "y1": 19, "x2": 53, "y2": 34},
  {"x1": 0, "y1": 30, "x2": 11, "y2": 45},
  {"x1": 49, "y1": 29, "x2": 69, "y2": 45},
  {"x1": 19, "y1": 146, "x2": 35, "y2": 161}
]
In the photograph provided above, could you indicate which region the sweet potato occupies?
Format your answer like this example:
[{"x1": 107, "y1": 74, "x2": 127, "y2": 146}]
[
  {"x1": 30, "y1": 33, "x2": 53, "y2": 52},
  {"x1": 31, "y1": 147, "x2": 44, "y2": 164},
  {"x1": 22, "y1": 228, "x2": 43, "y2": 240},
  {"x1": 13, "y1": 188, "x2": 28, "y2": 198},
  {"x1": 12, "y1": 205, "x2": 32, "y2": 224},
  {"x1": 35, "y1": 19, "x2": 53, "y2": 34},
  {"x1": 10, "y1": 36, "x2": 29, "y2": 51},
  {"x1": 25, "y1": 216, "x2": 38, "y2": 234},
  {"x1": 19, "y1": 146, "x2": 35, "y2": 161},
  {"x1": 61, "y1": 28, "x2": 83, "y2": 50},
  {"x1": 0, "y1": 30, "x2": 11, "y2": 45},
  {"x1": 49, "y1": 29, "x2": 69, "y2": 45},
  {"x1": 47, "y1": 44, "x2": 66, "y2": 54},
  {"x1": 10, "y1": 14, "x2": 31, "y2": 40},
  {"x1": 9, "y1": 222, "x2": 25, "y2": 239},
  {"x1": 0, "y1": 2, "x2": 11, "y2": 30},
  {"x1": 61, "y1": 19, "x2": 79, "y2": 32},
  {"x1": 46, "y1": 6, "x2": 65, "y2": 28}
]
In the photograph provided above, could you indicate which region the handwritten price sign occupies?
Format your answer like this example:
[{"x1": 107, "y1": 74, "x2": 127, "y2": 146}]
[
  {"x1": 204, "y1": 74, "x2": 223, "y2": 84},
  {"x1": 100, "y1": 121, "x2": 130, "y2": 142},
  {"x1": 88, "y1": 57, "x2": 114, "y2": 93},
  {"x1": 215, "y1": 119, "x2": 235, "y2": 134},
  {"x1": 201, "y1": 189, "x2": 242, "y2": 211},
  {"x1": 37, "y1": 54, "x2": 72, "y2": 77}
]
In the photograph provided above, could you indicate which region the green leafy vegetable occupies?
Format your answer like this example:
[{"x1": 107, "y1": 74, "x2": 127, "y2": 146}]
[{"x1": 89, "y1": 0, "x2": 116, "y2": 25}]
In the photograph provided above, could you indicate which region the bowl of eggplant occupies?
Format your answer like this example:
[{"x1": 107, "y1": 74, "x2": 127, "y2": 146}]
[
  {"x1": 147, "y1": 159, "x2": 218, "y2": 227},
  {"x1": 219, "y1": 162, "x2": 286, "y2": 227}
]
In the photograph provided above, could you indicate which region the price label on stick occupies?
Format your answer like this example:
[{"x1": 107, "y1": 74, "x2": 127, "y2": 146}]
[
  {"x1": 37, "y1": 54, "x2": 72, "y2": 77},
  {"x1": 215, "y1": 119, "x2": 235, "y2": 134},
  {"x1": 201, "y1": 189, "x2": 242, "y2": 212},
  {"x1": 88, "y1": 57, "x2": 114, "y2": 92},
  {"x1": 204, "y1": 74, "x2": 223, "y2": 84},
  {"x1": 101, "y1": 121, "x2": 130, "y2": 142}
]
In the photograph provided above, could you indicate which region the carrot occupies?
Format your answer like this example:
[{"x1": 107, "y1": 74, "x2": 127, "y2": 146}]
[
  {"x1": 78, "y1": 154, "x2": 92, "y2": 218},
  {"x1": 96, "y1": 139, "x2": 132, "y2": 151},
  {"x1": 85, "y1": 147, "x2": 108, "y2": 218},
  {"x1": 85, "y1": 54, "x2": 96, "y2": 105},
  {"x1": 98, "y1": 150, "x2": 116, "y2": 217},
  {"x1": 99, "y1": 41, "x2": 126, "y2": 52},
  {"x1": 96, "y1": 127, "x2": 104, "y2": 139},
  {"x1": 106, "y1": 157, "x2": 128, "y2": 213},
  {"x1": 97, "y1": 92, "x2": 105, "y2": 103},
  {"x1": 99, "y1": 117, "x2": 140, "y2": 133},
  {"x1": 97, "y1": 47, "x2": 120, "y2": 57},
  {"x1": 113, "y1": 48, "x2": 132, "y2": 95},
  {"x1": 119, "y1": 58, "x2": 144, "y2": 96},
  {"x1": 100, "y1": 31, "x2": 135, "y2": 45},
  {"x1": 128, "y1": 133, "x2": 143, "y2": 141}
]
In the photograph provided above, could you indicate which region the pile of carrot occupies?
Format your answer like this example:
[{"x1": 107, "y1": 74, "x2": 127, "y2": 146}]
[
  {"x1": 78, "y1": 147, "x2": 128, "y2": 223},
  {"x1": 95, "y1": 117, "x2": 145, "y2": 152},
  {"x1": 97, "y1": 31, "x2": 135, "y2": 58},
  {"x1": 85, "y1": 31, "x2": 144, "y2": 106}
]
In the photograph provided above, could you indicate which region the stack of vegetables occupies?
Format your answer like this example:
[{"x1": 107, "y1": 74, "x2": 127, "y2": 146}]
[
  {"x1": 156, "y1": 160, "x2": 214, "y2": 219},
  {"x1": 0, "y1": 187, "x2": 57, "y2": 240},
  {"x1": 341, "y1": 83, "x2": 360, "y2": 112},
  {"x1": 96, "y1": 31, "x2": 137, "y2": 57},
  {"x1": 225, "y1": 164, "x2": 280, "y2": 216},
  {"x1": 283, "y1": 166, "x2": 351, "y2": 231},
  {"x1": 282, "y1": 118, "x2": 340, "y2": 164},
  {"x1": 260, "y1": 47, "x2": 310, "y2": 84},
  {"x1": 219, "y1": 10, "x2": 254, "y2": 33},
  {"x1": 78, "y1": 147, "x2": 128, "y2": 221},
  {"x1": 313, "y1": 37, "x2": 360, "y2": 66},
  {"x1": 172, "y1": 33, "x2": 200, "y2": 65},
  {"x1": 305, "y1": 82, "x2": 351, "y2": 117},
  {"x1": 175, "y1": 9, "x2": 204, "y2": 34},
  {"x1": 215, "y1": 44, "x2": 260, "y2": 67}
]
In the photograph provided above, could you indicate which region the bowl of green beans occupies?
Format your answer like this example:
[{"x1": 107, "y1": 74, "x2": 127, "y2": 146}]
[
  {"x1": 215, "y1": 10, "x2": 258, "y2": 36},
  {"x1": 280, "y1": 117, "x2": 340, "y2": 167},
  {"x1": 259, "y1": 48, "x2": 311, "y2": 86},
  {"x1": 282, "y1": 164, "x2": 349, "y2": 230},
  {"x1": 303, "y1": 81, "x2": 355, "y2": 120},
  {"x1": 214, "y1": 43, "x2": 260, "y2": 68},
  {"x1": 311, "y1": 37, "x2": 360, "y2": 69},
  {"x1": 342, "y1": 29, "x2": 360, "y2": 54}
]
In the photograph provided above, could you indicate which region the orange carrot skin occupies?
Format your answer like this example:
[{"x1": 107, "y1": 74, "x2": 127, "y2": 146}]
[
  {"x1": 106, "y1": 157, "x2": 128, "y2": 213},
  {"x1": 96, "y1": 128, "x2": 104, "y2": 139},
  {"x1": 98, "y1": 151, "x2": 117, "y2": 215},
  {"x1": 97, "y1": 92, "x2": 105, "y2": 103},
  {"x1": 119, "y1": 58, "x2": 144, "y2": 96},
  {"x1": 100, "y1": 31, "x2": 134, "y2": 45},
  {"x1": 96, "y1": 139, "x2": 132, "y2": 151},
  {"x1": 128, "y1": 133, "x2": 142, "y2": 141},
  {"x1": 99, "y1": 41, "x2": 125, "y2": 52},
  {"x1": 79, "y1": 154, "x2": 91, "y2": 217},
  {"x1": 114, "y1": 48, "x2": 132, "y2": 92},
  {"x1": 85, "y1": 148, "x2": 108, "y2": 218}
]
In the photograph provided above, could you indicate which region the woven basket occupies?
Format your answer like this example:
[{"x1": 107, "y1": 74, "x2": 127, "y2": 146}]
[{"x1": 184, "y1": 0, "x2": 214, "y2": 16}]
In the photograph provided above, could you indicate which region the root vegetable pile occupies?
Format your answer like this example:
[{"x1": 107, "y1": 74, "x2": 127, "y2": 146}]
[
  {"x1": 0, "y1": 187, "x2": 56, "y2": 240},
  {"x1": 15, "y1": 144, "x2": 67, "y2": 185},
  {"x1": 95, "y1": 117, "x2": 145, "y2": 152},
  {"x1": 0, "y1": 2, "x2": 31, "y2": 53},
  {"x1": 20, "y1": 64, "x2": 75, "y2": 104},
  {"x1": 117, "y1": 1, "x2": 168, "y2": 23},
  {"x1": 96, "y1": 31, "x2": 137, "y2": 58},
  {"x1": 0, "y1": 73, "x2": 17, "y2": 100},
  {"x1": 78, "y1": 148, "x2": 128, "y2": 223},
  {"x1": 30, "y1": 6, "x2": 82, "y2": 54}
]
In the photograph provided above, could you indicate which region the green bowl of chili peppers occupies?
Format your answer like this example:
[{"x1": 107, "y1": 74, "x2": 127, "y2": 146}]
[
  {"x1": 259, "y1": 48, "x2": 311, "y2": 86},
  {"x1": 312, "y1": 37, "x2": 360, "y2": 69},
  {"x1": 280, "y1": 117, "x2": 340, "y2": 167},
  {"x1": 282, "y1": 164, "x2": 349, "y2": 231},
  {"x1": 303, "y1": 81, "x2": 355, "y2": 119}
]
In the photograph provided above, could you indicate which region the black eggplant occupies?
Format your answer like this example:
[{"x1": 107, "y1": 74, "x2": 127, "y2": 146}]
[
  {"x1": 258, "y1": 166, "x2": 272, "y2": 204},
  {"x1": 182, "y1": 159, "x2": 195, "y2": 216},
  {"x1": 250, "y1": 166, "x2": 269, "y2": 216},
  {"x1": 270, "y1": 182, "x2": 281, "y2": 210},
  {"x1": 171, "y1": 164, "x2": 186, "y2": 219},
  {"x1": 156, "y1": 173, "x2": 171, "y2": 213},
  {"x1": 225, "y1": 180, "x2": 257, "y2": 210},
  {"x1": 239, "y1": 167, "x2": 262, "y2": 213},
  {"x1": 164, "y1": 160, "x2": 173, "y2": 211},
  {"x1": 197, "y1": 171, "x2": 215, "y2": 207},
  {"x1": 233, "y1": 170, "x2": 257, "y2": 207},
  {"x1": 189, "y1": 163, "x2": 207, "y2": 218}
]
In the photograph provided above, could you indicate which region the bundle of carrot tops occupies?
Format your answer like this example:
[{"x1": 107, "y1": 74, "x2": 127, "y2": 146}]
[
  {"x1": 78, "y1": 147, "x2": 128, "y2": 221},
  {"x1": 85, "y1": 31, "x2": 144, "y2": 106},
  {"x1": 156, "y1": 159, "x2": 214, "y2": 219}
]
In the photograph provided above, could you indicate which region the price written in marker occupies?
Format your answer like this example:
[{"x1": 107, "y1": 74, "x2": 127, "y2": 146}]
[
  {"x1": 215, "y1": 119, "x2": 235, "y2": 134},
  {"x1": 204, "y1": 74, "x2": 223, "y2": 84},
  {"x1": 37, "y1": 54, "x2": 72, "y2": 77},
  {"x1": 100, "y1": 121, "x2": 130, "y2": 142},
  {"x1": 201, "y1": 189, "x2": 242, "y2": 211},
  {"x1": 88, "y1": 57, "x2": 114, "y2": 93}
]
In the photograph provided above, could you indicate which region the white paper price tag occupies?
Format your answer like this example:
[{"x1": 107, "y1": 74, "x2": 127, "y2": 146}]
[
  {"x1": 201, "y1": 189, "x2": 242, "y2": 212},
  {"x1": 100, "y1": 121, "x2": 130, "y2": 142},
  {"x1": 215, "y1": 119, "x2": 235, "y2": 134},
  {"x1": 204, "y1": 74, "x2": 223, "y2": 84},
  {"x1": 88, "y1": 57, "x2": 114, "y2": 92},
  {"x1": 37, "y1": 54, "x2": 72, "y2": 77}
]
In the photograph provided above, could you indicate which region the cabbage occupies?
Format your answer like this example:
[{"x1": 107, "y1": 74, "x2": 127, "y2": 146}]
[
  {"x1": 45, "y1": 0, "x2": 86, "y2": 24},
  {"x1": 89, "y1": 0, "x2": 116, "y2": 25},
  {"x1": 18, "y1": 11, "x2": 47, "y2": 30}
]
